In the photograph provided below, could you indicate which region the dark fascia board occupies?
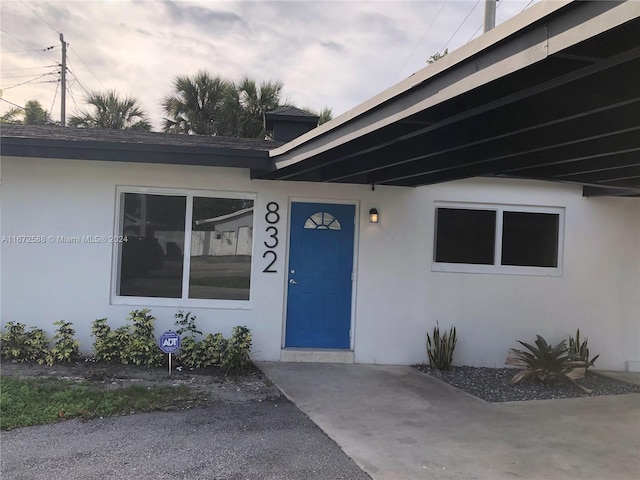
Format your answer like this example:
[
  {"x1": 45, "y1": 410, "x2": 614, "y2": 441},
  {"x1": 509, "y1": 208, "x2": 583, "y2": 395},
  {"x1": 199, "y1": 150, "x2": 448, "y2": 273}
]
[
  {"x1": 265, "y1": 115, "x2": 319, "y2": 131},
  {"x1": 1, "y1": 136, "x2": 273, "y2": 170},
  {"x1": 582, "y1": 186, "x2": 640, "y2": 197},
  {"x1": 265, "y1": 114, "x2": 319, "y2": 124}
]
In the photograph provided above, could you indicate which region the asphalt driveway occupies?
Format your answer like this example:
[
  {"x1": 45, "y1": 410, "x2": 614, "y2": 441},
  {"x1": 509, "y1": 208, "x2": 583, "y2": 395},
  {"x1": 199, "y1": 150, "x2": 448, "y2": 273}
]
[{"x1": 0, "y1": 399, "x2": 371, "y2": 480}]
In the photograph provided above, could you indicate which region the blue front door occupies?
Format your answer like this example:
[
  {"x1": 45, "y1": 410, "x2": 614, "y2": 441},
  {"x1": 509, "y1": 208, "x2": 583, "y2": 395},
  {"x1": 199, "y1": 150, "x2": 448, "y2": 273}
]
[{"x1": 285, "y1": 202, "x2": 355, "y2": 349}]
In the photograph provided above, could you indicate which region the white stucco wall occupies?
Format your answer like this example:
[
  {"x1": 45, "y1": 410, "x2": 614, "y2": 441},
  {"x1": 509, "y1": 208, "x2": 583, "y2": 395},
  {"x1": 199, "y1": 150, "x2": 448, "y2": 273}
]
[
  {"x1": 1, "y1": 156, "x2": 638, "y2": 370},
  {"x1": 0, "y1": 156, "x2": 370, "y2": 363},
  {"x1": 353, "y1": 178, "x2": 640, "y2": 371}
]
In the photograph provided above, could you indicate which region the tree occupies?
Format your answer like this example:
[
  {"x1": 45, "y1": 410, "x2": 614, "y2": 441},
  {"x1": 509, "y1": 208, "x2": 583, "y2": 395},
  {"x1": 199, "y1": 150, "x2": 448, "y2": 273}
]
[
  {"x1": 0, "y1": 99, "x2": 50, "y2": 125},
  {"x1": 24, "y1": 100, "x2": 49, "y2": 125},
  {"x1": 69, "y1": 90, "x2": 151, "y2": 131},
  {"x1": 306, "y1": 107, "x2": 333, "y2": 125},
  {"x1": 162, "y1": 71, "x2": 229, "y2": 135},
  {"x1": 0, "y1": 107, "x2": 21, "y2": 124},
  {"x1": 162, "y1": 72, "x2": 291, "y2": 139},
  {"x1": 226, "y1": 76, "x2": 284, "y2": 138},
  {"x1": 427, "y1": 48, "x2": 448, "y2": 64}
]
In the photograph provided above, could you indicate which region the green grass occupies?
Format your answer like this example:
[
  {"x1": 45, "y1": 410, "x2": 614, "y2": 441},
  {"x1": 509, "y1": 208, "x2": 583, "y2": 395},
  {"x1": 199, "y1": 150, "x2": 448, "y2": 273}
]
[{"x1": 0, "y1": 376, "x2": 206, "y2": 430}]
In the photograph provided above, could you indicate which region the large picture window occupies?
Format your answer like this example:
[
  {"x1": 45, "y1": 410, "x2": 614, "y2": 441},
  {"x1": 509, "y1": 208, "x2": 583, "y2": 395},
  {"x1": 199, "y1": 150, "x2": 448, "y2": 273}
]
[
  {"x1": 433, "y1": 204, "x2": 563, "y2": 276},
  {"x1": 115, "y1": 188, "x2": 254, "y2": 304}
]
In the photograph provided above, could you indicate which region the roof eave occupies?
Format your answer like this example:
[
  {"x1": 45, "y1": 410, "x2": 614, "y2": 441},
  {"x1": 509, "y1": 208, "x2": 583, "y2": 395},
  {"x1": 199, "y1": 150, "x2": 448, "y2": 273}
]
[{"x1": 1, "y1": 137, "x2": 272, "y2": 170}]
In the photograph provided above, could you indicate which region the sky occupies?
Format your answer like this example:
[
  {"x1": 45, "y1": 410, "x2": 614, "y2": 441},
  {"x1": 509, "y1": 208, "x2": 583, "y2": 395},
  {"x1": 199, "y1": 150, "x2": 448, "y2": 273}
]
[{"x1": 1, "y1": 0, "x2": 540, "y2": 131}]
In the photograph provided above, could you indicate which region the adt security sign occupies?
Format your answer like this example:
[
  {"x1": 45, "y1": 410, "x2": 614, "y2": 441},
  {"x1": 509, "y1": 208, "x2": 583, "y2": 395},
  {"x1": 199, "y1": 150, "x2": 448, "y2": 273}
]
[{"x1": 159, "y1": 331, "x2": 181, "y2": 354}]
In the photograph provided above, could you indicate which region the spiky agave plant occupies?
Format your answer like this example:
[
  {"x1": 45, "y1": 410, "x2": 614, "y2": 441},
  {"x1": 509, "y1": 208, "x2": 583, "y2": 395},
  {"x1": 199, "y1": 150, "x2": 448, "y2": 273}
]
[
  {"x1": 426, "y1": 322, "x2": 457, "y2": 370},
  {"x1": 507, "y1": 335, "x2": 591, "y2": 393},
  {"x1": 568, "y1": 329, "x2": 599, "y2": 371}
]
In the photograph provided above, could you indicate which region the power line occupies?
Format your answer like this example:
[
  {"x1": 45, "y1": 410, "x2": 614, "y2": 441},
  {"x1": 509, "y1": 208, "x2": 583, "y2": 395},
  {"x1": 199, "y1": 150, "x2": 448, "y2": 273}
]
[
  {"x1": 68, "y1": 45, "x2": 105, "y2": 91},
  {"x1": 66, "y1": 55, "x2": 91, "y2": 95},
  {"x1": 1, "y1": 72, "x2": 58, "y2": 90},
  {"x1": 0, "y1": 97, "x2": 25, "y2": 110},
  {"x1": 1, "y1": 73, "x2": 56, "y2": 79},
  {"x1": 50, "y1": 79, "x2": 60, "y2": 116},
  {"x1": 1, "y1": 64, "x2": 58, "y2": 72},
  {"x1": 0, "y1": 48, "x2": 56, "y2": 54},
  {"x1": 467, "y1": 0, "x2": 504, "y2": 43},
  {"x1": 0, "y1": 29, "x2": 58, "y2": 62},
  {"x1": 66, "y1": 83, "x2": 80, "y2": 113},
  {"x1": 67, "y1": 67, "x2": 90, "y2": 97},
  {"x1": 439, "y1": 0, "x2": 480, "y2": 54},
  {"x1": 19, "y1": 0, "x2": 60, "y2": 34},
  {"x1": 393, "y1": 0, "x2": 449, "y2": 82}
]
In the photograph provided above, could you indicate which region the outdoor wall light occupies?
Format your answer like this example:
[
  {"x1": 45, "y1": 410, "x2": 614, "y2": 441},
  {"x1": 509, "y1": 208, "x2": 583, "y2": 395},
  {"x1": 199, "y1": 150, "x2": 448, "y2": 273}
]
[{"x1": 369, "y1": 208, "x2": 379, "y2": 224}]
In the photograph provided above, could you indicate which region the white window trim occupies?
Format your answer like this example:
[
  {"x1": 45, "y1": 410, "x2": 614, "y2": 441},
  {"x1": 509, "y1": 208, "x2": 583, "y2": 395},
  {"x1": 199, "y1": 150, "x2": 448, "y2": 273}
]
[
  {"x1": 432, "y1": 202, "x2": 565, "y2": 277},
  {"x1": 110, "y1": 185, "x2": 256, "y2": 309}
]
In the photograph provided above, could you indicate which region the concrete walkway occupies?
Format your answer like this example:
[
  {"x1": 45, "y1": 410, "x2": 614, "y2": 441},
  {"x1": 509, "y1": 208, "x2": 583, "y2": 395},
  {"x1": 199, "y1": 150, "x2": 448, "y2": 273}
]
[{"x1": 259, "y1": 362, "x2": 640, "y2": 480}]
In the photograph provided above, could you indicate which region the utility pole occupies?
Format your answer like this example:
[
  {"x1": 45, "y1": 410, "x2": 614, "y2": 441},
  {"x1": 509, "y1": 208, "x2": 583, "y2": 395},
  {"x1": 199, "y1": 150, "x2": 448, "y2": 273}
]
[
  {"x1": 60, "y1": 33, "x2": 66, "y2": 126},
  {"x1": 483, "y1": 0, "x2": 496, "y2": 33}
]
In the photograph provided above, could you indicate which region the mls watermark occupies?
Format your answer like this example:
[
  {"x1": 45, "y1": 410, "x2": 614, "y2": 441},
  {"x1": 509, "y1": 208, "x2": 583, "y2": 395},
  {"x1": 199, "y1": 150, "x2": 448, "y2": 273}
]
[{"x1": 1, "y1": 235, "x2": 129, "y2": 244}]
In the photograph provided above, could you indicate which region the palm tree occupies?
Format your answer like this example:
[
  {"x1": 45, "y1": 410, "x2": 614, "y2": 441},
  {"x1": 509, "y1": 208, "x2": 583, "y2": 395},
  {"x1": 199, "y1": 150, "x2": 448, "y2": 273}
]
[
  {"x1": 230, "y1": 76, "x2": 284, "y2": 138},
  {"x1": 304, "y1": 106, "x2": 333, "y2": 125},
  {"x1": 162, "y1": 71, "x2": 229, "y2": 135},
  {"x1": 0, "y1": 107, "x2": 22, "y2": 124},
  {"x1": 162, "y1": 72, "x2": 291, "y2": 138},
  {"x1": 69, "y1": 90, "x2": 151, "y2": 131},
  {"x1": 0, "y1": 99, "x2": 51, "y2": 125}
]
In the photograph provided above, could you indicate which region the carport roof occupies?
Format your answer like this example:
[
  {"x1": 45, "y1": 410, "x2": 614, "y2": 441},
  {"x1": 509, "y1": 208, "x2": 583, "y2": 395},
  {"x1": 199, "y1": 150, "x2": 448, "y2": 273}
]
[{"x1": 257, "y1": 1, "x2": 640, "y2": 197}]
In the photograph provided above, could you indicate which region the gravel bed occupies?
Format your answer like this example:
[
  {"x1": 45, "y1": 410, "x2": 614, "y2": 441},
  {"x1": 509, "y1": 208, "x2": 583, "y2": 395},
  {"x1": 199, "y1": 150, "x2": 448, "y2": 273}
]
[{"x1": 414, "y1": 364, "x2": 640, "y2": 402}]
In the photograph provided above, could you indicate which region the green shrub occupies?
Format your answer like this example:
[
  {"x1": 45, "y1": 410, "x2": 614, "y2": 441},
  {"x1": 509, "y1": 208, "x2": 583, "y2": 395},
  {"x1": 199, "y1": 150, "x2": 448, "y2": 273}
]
[
  {"x1": 221, "y1": 326, "x2": 252, "y2": 376},
  {"x1": 174, "y1": 310, "x2": 201, "y2": 369},
  {"x1": 426, "y1": 322, "x2": 457, "y2": 370},
  {"x1": 506, "y1": 335, "x2": 590, "y2": 392},
  {"x1": 175, "y1": 336, "x2": 198, "y2": 368},
  {"x1": 174, "y1": 310, "x2": 202, "y2": 337},
  {"x1": 568, "y1": 329, "x2": 599, "y2": 371},
  {"x1": 0, "y1": 322, "x2": 50, "y2": 365},
  {"x1": 124, "y1": 309, "x2": 163, "y2": 367},
  {"x1": 92, "y1": 310, "x2": 163, "y2": 367},
  {"x1": 48, "y1": 320, "x2": 81, "y2": 365},
  {"x1": 173, "y1": 311, "x2": 227, "y2": 369},
  {"x1": 91, "y1": 318, "x2": 123, "y2": 363},
  {"x1": 204, "y1": 333, "x2": 227, "y2": 367}
]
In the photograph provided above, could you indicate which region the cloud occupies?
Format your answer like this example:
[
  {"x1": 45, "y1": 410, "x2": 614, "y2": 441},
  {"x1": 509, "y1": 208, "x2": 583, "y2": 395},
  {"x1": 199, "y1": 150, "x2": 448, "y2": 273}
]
[
  {"x1": 161, "y1": 0, "x2": 244, "y2": 32},
  {"x1": 320, "y1": 41, "x2": 344, "y2": 53},
  {"x1": 1, "y1": 0, "x2": 542, "y2": 130}
]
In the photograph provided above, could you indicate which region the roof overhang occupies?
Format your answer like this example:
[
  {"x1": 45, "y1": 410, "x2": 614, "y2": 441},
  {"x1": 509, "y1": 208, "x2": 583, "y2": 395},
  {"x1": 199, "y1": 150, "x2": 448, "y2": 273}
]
[
  {"x1": 1, "y1": 126, "x2": 274, "y2": 170},
  {"x1": 258, "y1": 1, "x2": 640, "y2": 197}
]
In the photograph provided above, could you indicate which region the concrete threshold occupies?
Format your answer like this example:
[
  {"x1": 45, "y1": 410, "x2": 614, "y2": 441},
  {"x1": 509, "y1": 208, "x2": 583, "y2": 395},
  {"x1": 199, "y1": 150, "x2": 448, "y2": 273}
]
[{"x1": 280, "y1": 348, "x2": 354, "y2": 364}]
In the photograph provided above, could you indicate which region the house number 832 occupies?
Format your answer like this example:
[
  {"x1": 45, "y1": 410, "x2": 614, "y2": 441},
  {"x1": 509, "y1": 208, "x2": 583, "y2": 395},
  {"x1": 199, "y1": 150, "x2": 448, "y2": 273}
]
[{"x1": 263, "y1": 202, "x2": 280, "y2": 273}]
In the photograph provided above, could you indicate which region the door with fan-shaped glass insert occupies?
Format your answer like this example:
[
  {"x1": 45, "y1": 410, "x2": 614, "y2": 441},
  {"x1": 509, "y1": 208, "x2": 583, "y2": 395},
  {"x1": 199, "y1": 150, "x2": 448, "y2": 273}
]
[{"x1": 285, "y1": 202, "x2": 355, "y2": 348}]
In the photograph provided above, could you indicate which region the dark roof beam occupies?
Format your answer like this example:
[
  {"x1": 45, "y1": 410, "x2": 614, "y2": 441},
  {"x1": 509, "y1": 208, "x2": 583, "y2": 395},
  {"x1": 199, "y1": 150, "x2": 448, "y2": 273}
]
[
  {"x1": 554, "y1": 53, "x2": 603, "y2": 63},
  {"x1": 556, "y1": 167, "x2": 640, "y2": 184},
  {"x1": 328, "y1": 102, "x2": 639, "y2": 184},
  {"x1": 269, "y1": 44, "x2": 640, "y2": 181},
  {"x1": 503, "y1": 150, "x2": 640, "y2": 178},
  {"x1": 377, "y1": 140, "x2": 640, "y2": 187}
]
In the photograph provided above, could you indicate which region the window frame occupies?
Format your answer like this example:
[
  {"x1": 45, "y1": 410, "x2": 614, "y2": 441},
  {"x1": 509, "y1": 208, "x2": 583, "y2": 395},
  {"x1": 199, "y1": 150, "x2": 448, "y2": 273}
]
[
  {"x1": 111, "y1": 186, "x2": 256, "y2": 309},
  {"x1": 432, "y1": 202, "x2": 565, "y2": 277}
]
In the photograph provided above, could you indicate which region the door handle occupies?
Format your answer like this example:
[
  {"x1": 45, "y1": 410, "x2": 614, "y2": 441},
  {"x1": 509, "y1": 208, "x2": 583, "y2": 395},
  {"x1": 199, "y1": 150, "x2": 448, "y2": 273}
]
[{"x1": 289, "y1": 278, "x2": 298, "y2": 285}]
